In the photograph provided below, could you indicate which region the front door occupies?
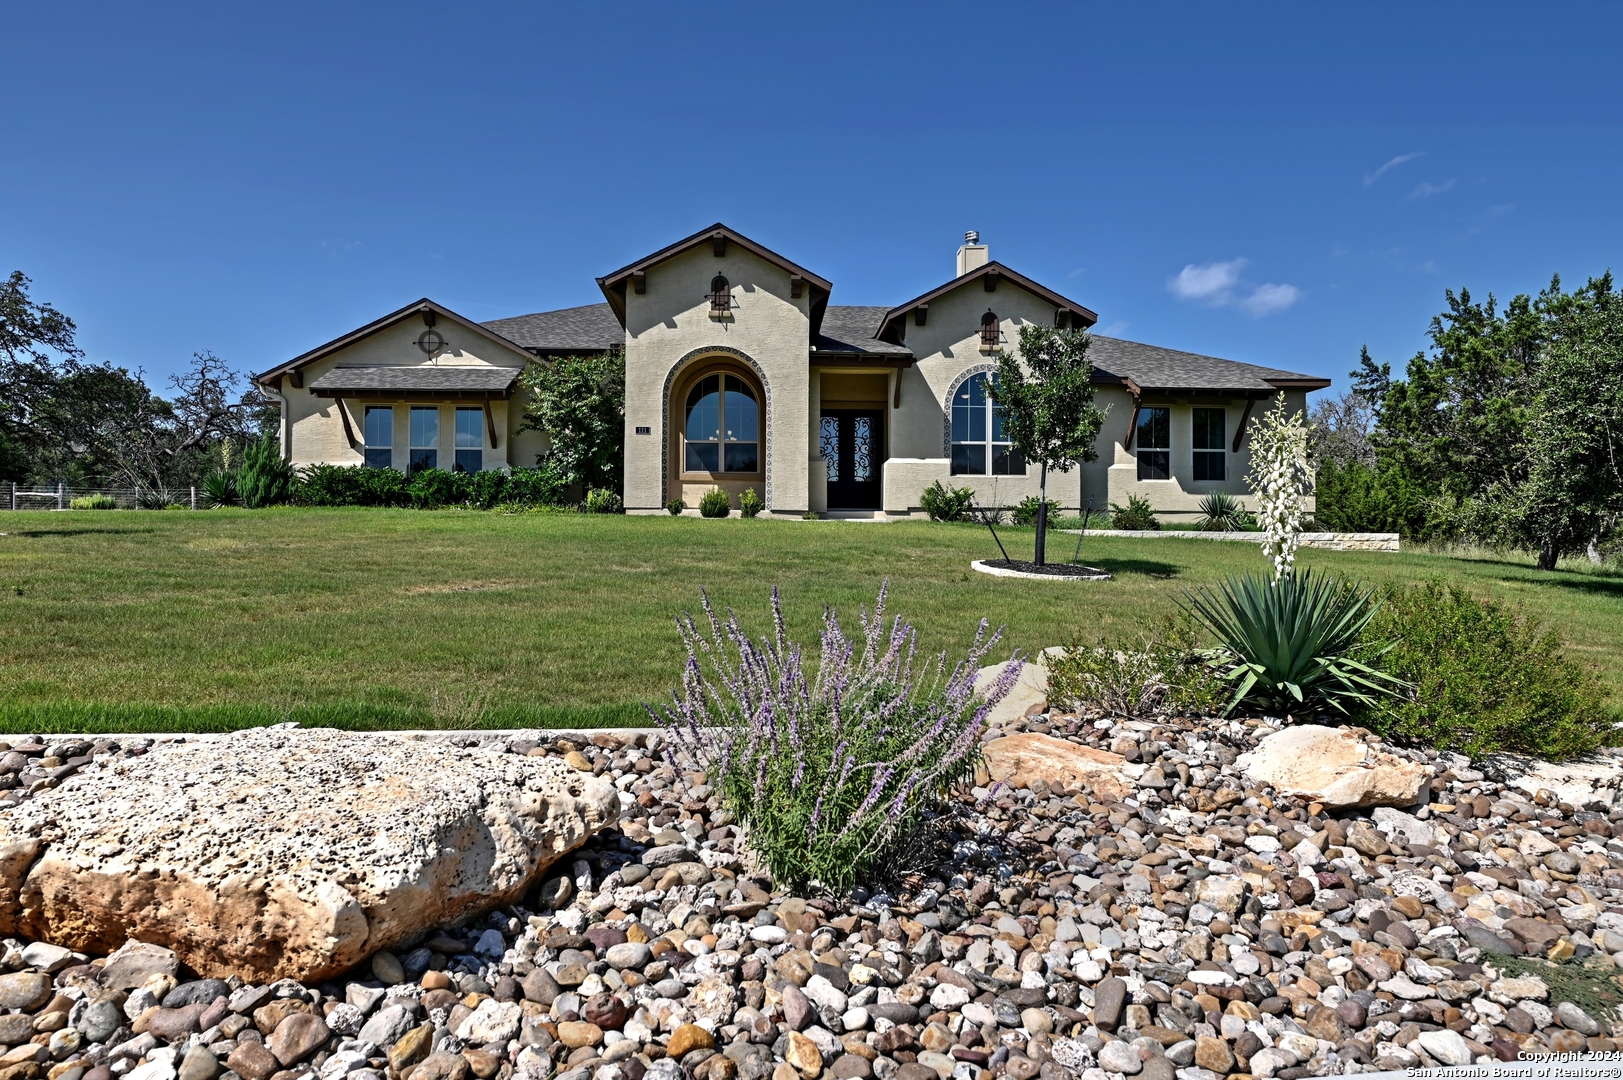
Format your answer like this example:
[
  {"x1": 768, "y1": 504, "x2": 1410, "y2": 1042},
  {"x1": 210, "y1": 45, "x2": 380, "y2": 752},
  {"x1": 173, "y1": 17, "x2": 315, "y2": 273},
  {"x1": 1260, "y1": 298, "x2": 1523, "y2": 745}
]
[{"x1": 821, "y1": 410, "x2": 884, "y2": 509}]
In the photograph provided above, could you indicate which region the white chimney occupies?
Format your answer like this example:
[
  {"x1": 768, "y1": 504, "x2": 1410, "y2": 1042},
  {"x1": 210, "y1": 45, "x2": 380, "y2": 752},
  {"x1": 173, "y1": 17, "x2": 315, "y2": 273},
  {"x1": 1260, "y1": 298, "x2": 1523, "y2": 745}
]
[{"x1": 956, "y1": 230, "x2": 989, "y2": 277}]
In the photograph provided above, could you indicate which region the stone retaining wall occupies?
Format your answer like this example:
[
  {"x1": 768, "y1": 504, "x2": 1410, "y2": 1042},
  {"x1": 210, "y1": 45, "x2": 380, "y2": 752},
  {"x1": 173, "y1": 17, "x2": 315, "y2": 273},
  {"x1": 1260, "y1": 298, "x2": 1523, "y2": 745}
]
[{"x1": 1063, "y1": 529, "x2": 1400, "y2": 552}]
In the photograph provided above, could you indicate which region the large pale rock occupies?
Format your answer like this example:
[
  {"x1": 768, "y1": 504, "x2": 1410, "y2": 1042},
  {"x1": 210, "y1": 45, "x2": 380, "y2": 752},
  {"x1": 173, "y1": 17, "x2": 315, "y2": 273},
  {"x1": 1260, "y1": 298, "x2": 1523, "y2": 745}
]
[
  {"x1": 982, "y1": 733, "x2": 1143, "y2": 801},
  {"x1": 974, "y1": 662, "x2": 1047, "y2": 728},
  {"x1": 0, "y1": 728, "x2": 618, "y2": 983},
  {"x1": 1499, "y1": 749, "x2": 1623, "y2": 808},
  {"x1": 1235, "y1": 725, "x2": 1431, "y2": 809}
]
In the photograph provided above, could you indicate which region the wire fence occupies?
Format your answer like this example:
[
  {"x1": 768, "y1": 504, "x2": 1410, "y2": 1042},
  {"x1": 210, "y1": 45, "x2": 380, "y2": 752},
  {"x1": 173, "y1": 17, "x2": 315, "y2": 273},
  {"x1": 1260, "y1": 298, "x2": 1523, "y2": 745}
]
[{"x1": 4, "y1": 482, "x2": 202, "y2": 511}]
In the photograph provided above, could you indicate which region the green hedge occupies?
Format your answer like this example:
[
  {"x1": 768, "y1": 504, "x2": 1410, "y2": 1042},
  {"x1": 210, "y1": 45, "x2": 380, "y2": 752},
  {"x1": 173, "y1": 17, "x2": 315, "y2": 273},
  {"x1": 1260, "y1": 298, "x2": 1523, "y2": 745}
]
[
  {"x1": 293, "y1": 465, "x2": 570, "y2": 509},
  {"x1": 1314, "y1": 460, "x2": 1437, "y2": 538}
]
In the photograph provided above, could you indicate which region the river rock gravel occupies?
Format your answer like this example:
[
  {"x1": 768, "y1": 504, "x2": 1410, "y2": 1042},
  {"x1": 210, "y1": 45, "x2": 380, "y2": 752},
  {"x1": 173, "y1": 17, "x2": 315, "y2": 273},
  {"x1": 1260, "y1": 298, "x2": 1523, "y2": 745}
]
[{"x1": 0, "y1": 711, "x2": 1617, "y2": 1080}]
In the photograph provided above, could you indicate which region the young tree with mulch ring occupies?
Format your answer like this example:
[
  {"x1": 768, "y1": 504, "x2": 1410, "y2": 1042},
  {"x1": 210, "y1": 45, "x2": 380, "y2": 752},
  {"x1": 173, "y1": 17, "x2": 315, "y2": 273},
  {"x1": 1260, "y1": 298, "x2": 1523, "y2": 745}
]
[{"x1": 987, "y1": 325, "x2": 1107, "y2": 564}]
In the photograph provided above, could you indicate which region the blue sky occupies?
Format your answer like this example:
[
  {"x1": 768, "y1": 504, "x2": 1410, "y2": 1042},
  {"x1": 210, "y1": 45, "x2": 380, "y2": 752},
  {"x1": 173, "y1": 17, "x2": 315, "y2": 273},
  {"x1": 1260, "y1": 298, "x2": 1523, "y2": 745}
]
[{"x1": 5, "y1": 2, "x2": 1620, "y2": 398}]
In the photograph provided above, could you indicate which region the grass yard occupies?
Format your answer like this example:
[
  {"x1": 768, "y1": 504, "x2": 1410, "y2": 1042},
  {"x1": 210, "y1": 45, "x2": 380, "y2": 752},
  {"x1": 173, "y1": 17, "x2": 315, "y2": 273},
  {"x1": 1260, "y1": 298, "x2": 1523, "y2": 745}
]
[{"x1": 0, "y1": 508, "x2": 1620, "y2": 732}]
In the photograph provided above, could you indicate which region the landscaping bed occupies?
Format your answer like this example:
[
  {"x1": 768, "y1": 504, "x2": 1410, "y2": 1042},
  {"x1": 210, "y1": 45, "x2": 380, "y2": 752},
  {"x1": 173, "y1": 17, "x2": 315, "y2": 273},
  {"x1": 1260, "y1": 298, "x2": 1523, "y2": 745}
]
[{"x1": 0, "y1": 706, "x2": 1616, "y2": 1080}]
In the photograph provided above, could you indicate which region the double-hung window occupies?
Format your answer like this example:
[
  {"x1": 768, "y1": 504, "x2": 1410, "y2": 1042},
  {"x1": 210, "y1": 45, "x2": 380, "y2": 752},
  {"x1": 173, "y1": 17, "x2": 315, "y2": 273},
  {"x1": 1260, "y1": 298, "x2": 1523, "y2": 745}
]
[
  {"x1": 454, "y1": 407, "x2": 483, "y2": 473},
  {"x1": 951, "y1": 373, "x2": 1025, "y2": 476},
  {"x1": 409, "y1": 407, "x2": 439, "y2": 473},
  {"x1": 363, "y1": 406, "x2": 393, "y2": 469},
  {"x1": 1193, "y1": 408, "x2": 1226, "y2": 481},
  {"x1": 1135, "y1": 407, "x2": 1171, "y2": 480}
]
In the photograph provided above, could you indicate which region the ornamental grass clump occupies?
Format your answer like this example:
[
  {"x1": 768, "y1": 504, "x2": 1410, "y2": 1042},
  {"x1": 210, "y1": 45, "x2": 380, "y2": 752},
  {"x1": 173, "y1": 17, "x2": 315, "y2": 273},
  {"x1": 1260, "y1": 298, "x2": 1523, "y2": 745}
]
[{"x1": 651, "y1": 582, "x2": 1018, "y2": 890}]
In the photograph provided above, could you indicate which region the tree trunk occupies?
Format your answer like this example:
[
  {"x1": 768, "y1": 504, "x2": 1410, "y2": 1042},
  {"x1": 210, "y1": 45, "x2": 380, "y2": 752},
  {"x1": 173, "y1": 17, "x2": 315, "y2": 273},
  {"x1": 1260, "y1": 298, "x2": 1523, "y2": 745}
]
[
  {"x1": 1537, "y1": 539, "x2": 1559, "y2": 571},
  {"x1": 1035, "y1": 462, "x2": 1048, "y2": 565}
]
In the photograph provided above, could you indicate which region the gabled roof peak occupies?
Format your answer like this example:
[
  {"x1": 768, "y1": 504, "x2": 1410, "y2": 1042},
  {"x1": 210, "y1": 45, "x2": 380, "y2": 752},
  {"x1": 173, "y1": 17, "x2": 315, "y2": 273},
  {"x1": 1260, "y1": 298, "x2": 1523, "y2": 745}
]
[
  {"x1": 875, "y1": 261, "x2": 1098, "y2": 345},
  {"x1": 254, "y1": 298, "x2": 535, "y2": 387},
  {"x1": 595, "y1": 223, "x2": 832, "y2": 335}
]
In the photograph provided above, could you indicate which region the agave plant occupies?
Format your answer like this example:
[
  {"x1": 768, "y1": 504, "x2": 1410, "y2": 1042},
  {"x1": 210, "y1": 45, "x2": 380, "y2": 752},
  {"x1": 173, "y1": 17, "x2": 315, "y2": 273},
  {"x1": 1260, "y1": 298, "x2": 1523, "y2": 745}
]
[
  {"x1": 1196, "y1": 491, "x2": 1252, "y2": 532},
  {"x1": 1182, "y1": 569, "x2": 1407, "y2": 718},
  {"x1": 200, "y1": 471, "x2": 239, "y2": 508}
]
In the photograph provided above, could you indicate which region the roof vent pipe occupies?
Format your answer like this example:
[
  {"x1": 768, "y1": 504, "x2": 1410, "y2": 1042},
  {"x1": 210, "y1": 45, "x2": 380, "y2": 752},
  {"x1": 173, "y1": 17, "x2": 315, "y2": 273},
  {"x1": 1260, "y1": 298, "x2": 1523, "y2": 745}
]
[{"x1": 957, "y1": 232, "x2": 989, "y2": 277}]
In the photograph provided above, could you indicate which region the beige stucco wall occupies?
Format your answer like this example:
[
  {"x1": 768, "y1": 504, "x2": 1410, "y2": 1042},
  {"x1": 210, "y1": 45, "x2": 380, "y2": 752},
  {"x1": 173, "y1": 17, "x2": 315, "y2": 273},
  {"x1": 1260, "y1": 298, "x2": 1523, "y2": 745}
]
[
  {"x1": 622, "y1": 245, "x2": 812, "y2": 515},
  {"x1": 880, "y1": 279, "x2": 1097, "y2": 515},
  {"x1": 275, "y1": 316, "x2": 537, "y2": 471},
  {"x1": 1103, "y1": 389, "x2": 1314, "y2": 522}
]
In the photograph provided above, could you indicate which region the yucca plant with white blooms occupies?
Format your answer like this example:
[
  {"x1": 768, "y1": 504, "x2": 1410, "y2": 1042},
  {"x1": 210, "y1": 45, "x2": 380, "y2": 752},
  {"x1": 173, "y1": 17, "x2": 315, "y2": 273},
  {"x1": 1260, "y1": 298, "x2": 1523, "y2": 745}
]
[{"x1": 1245, "y1": 392, "x2": 1313, "y2": 582}]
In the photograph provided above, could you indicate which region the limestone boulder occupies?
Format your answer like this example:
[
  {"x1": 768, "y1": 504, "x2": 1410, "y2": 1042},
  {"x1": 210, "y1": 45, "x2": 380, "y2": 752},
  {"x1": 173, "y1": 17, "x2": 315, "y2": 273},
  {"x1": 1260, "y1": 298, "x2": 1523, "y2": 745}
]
[
  {"x1": 974, "y1": 662, "x2": 1047, "y2": 728},
  {"x1": 981, "y1": 733, "x2": 1143, "y2": 802},
  {"x1": 0, "y1": 728, "x2": 618, "y2": 983},
  {"x1": 1234, "y1": 725, "x2": 1431, "y2": 809}
]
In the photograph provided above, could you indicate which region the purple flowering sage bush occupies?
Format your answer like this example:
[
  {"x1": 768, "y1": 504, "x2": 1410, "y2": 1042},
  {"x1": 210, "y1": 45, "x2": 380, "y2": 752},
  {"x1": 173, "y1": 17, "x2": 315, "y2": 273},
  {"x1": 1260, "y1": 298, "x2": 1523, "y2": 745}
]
[{"x1": 650, "y1": 582, "x2": 1021, "y2": 890}]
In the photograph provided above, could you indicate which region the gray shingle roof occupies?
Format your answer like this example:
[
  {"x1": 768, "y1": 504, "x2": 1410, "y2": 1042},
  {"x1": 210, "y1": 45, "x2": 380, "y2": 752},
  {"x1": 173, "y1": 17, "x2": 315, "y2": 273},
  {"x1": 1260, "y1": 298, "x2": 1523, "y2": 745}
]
[
  {"x1": 815, "y1": 306, "x2": 913, "y2": 356},
  {"x1": 1086, "y1": 336, "x2": 1325, "y2": 393},
  {"x1": 306, "y1": 366, "x2": 520, "y2": 394},
  {"x1": 474, "y1": 303, "x2": 1323, "y2": 391},
  {"x1": 483, "y1": 304, "x2": 623, "y2": 353}
]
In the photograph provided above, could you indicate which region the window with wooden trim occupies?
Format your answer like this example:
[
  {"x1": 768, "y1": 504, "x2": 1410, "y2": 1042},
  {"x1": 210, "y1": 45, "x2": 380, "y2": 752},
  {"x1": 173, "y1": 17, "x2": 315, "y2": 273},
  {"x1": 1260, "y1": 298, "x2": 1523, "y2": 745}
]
[
  {"x1": 1193, "y1": 408, "x2": 1226, "y2": 481},
  {"x1": 363, "y1": 406, "x2": 393, "y2": 470},
  {"x1": 951, "y1": 373, "x2": 1025, "y2": 476},
  {"x1": 1136, "y1": 407, "x2": 1171, "y2": 480},
  {"x1": 454, "y1": 407, "x2": 483, "y2": 474},
  {"x1": 409, "y1": 407, "x2": 439, "y2": 474},
  {"x1": 683, "y1": 372, "x2": 759, "y2": 474},
  {"x1": 709, "y1": 275, "x2": 731, "y2": 315},
  {"x1": 979, "y1": 311, "x2": 999, "y2": 350}
]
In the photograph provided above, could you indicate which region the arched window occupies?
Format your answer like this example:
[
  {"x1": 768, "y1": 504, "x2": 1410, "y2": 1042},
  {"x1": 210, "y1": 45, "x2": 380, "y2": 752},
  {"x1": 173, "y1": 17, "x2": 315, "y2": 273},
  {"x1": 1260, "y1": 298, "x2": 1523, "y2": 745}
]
[
  {"x1": 979, "y1": 311, "x2": 1000, "y2": 351},
  {"x1": 951, "y1": 373, "x2": 1024, "y2": 476},
  {"x1": 709, "y1": 275, "x2": 731, "y2": 315},
  {"x1": 684, "y1": 372, "x2": 759, "y2": 474}
]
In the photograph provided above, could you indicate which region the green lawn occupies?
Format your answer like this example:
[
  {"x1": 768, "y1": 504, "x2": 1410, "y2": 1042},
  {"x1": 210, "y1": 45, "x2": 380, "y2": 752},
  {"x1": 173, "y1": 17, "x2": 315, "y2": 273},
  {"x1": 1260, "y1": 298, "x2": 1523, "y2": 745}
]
[{"x1": 1, "y1": 509, "x2": 1619, "y2": 732}]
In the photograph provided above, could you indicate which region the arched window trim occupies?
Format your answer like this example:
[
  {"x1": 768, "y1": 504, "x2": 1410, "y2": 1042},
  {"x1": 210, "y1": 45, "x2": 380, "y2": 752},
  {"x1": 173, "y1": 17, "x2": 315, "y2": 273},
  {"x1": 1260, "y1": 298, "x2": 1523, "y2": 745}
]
[
  {"x1": 709, "y1": 275, "x2": 732, "y2": 315},
  {"x1": 978, "y1": 311, "x2": 1000, "y2": 352},
  {"x1": 949, "y1": 371, "x2": 1025, "y2": 477},
  {"x1": 678, "y1": 364, "x2": 764, "y2": 478}
]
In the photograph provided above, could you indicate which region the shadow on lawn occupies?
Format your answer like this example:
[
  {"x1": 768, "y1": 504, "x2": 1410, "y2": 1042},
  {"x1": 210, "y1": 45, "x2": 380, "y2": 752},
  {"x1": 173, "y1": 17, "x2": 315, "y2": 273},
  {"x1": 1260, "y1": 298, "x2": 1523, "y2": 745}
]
[
  {"x1": 13, "y1": 528, "x2": 156, "y2": 538},
  {"x1": 1087, "y1": 558, "x2": 1183, "y2": 579}
]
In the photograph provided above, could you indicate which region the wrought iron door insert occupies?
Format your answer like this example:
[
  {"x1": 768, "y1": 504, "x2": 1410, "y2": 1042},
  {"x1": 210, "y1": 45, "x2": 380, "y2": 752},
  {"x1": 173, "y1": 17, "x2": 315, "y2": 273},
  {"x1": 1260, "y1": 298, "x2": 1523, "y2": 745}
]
[{"x1": 821, "y1": 410, "x2": 884, "y2": 509}]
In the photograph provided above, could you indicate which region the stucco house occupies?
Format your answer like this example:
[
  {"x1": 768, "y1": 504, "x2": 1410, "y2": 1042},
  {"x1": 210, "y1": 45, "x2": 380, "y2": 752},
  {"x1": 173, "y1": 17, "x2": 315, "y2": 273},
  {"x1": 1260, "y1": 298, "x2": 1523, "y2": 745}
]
[{"x1": 255, "y1": 224, "x2": 1328, "y2": 521}]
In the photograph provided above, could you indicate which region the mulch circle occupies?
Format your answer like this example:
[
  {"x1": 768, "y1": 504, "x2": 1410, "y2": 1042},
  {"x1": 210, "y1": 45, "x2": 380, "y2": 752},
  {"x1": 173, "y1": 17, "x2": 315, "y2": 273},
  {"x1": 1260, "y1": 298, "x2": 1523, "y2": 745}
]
[{"x1": 971, "y1": 559, "x2": 1113, "y2": 581}]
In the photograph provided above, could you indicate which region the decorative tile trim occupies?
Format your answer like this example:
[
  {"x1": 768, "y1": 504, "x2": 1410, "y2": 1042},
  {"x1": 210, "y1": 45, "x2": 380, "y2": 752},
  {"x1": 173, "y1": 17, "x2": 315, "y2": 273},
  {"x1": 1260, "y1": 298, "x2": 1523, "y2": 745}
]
[{"x1": 660, "y1": 346, "x2": 773, "y2": 509}]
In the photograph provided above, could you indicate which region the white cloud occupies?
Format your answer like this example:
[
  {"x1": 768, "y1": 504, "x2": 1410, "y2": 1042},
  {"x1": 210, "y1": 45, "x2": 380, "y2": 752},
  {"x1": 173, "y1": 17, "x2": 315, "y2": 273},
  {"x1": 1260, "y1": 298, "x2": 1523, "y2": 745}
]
[
  {"x1": 1168, "y1": 259, "x2": 1300, "y2": 317},
  {"x1": 1098, "y1": 321, "x2": 1129, "y2": 337},
  {"x1": 1364, "y1": 152, "x2": 1425, "y2": 187},
  {"x1": 1410, "y1": 179, "x2": 1456, "y2": 198},
  {"x1": 1168, "y1": 258, "x2": 1247, "y2": 303},
  {"x1": 1240, "y1": 283, "x2": 1301, "y2": 316}
]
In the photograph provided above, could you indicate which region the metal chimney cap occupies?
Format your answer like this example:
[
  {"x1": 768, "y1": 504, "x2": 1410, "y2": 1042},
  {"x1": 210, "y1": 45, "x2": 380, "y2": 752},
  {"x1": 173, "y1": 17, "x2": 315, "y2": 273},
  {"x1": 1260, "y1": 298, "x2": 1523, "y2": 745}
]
[{"x1": 965, "y1": 230, "x2": 980, "y2": 245}]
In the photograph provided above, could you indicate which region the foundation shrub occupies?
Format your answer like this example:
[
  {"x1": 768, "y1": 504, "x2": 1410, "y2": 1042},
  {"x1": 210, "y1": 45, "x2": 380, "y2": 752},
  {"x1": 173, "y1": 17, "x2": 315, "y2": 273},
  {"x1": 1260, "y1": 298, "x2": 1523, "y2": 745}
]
[
  {"x1": 583, "y1": 488, "x2": 622, "y2": 514},
  {"x1": 653, "y1": 583, "x2": 1014, "y2": 890},
  {"x1": 1011, "y1": 496, "x2": 1060, "y2": 527},
  {"x1": 1109, "y1": 494, "x2": 1159, "y2": 530},
  {"x1": 739, "y1": 488, "x2": 765, "y2": 519},
  {"x1": 698, "y1": 487, "x2": 731, "y2": 518},
  {"x1": 239, "y1": 434, "x2": 294, "y2": 508},
  {"x1": 1364, "y1": 580, "x2": 1619, "y2": 760},
  {"x1": 406, "y1": 468, "x2": 466, "y2": 509},
  {"x1": 69, "y1": 494, "x2": 117, "y2": 510},
  {"x1": 919, "y1": 480, "x2": 974, "y2": 522},
  {"x1": 666, "y1": 498, "x2": 686, "y2": 516}
]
